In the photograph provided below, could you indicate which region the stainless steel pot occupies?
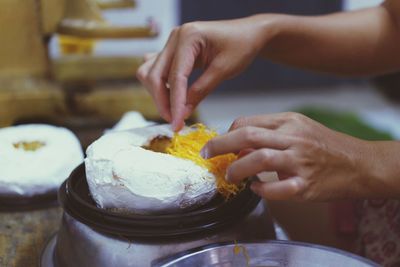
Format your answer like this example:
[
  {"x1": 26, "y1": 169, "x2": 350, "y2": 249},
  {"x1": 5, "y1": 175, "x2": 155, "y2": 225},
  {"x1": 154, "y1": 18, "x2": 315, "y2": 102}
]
[
  {"x1": 41, "y1": 164, "x2": 276, "y2": 267},
  {"x1": 154, "y1": 241, "x2": 379, "y2": 267}
]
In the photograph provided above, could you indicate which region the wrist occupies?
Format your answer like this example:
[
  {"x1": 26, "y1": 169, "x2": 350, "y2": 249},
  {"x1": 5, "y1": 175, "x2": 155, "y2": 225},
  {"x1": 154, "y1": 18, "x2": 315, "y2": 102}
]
[
  {"x1": 357, "y1": 140, "x2": 400, "y2": 198},
  {"x1": 243, "y1": 14, "x2": 286, "y2": 54},
  {"x1": 248, "y1": 13, "x2": 298, "y2": 56}
]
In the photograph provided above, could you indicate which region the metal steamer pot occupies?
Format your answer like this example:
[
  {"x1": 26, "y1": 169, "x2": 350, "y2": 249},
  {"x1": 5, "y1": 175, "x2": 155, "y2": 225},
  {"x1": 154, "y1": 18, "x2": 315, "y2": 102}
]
[{"x1": 41, "y1": 164, "x2": 276, "y2": 267}]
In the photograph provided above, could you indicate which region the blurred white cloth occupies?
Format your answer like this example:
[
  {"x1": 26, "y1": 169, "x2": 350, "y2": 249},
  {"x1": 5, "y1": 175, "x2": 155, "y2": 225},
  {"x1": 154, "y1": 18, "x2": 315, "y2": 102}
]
[
  {"x1": 111, "y1": 111, "x2": 154, "y2": 132},
  {"x1": 343, "y1": 0, "x2": 383, "y2": 11},
  {"x1": 360, "y1": 108, "x2": 400, "y2": 139}
]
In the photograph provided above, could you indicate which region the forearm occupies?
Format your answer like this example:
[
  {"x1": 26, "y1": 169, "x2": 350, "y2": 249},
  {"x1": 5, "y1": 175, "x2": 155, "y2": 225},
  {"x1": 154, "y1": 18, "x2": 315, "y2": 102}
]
[
  {"x1": 255, "y1": 1, "x2": 400, "y2": 76},
  {"x1": 359, "y1": 141, "x2": 400, "y2": 198}
]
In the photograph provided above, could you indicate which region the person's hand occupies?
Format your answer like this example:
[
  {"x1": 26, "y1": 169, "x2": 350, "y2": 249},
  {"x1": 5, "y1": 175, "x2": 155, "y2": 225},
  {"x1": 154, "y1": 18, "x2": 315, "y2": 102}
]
[
  {"x1": 137, "y1": 15, "x2": 272, "y2": 130},
  {"x1": 200, "y1": 112, "x2": 386, "y2": 201}
]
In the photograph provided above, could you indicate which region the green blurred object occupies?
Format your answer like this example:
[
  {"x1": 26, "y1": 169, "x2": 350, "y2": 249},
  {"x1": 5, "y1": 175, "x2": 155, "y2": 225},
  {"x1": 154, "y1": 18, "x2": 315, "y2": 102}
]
[{"x1": 297, "y1": 107, "x2": 393, "y2": 141}]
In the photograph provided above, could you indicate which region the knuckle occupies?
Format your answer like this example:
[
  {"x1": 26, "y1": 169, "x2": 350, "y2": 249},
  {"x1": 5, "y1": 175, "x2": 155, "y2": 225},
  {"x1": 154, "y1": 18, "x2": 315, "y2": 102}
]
[
  {"x1": 258, "y1": 149, "x2": 272, "y2": 166},
  {"x1": 293, "y1": 151, "x2": 314, "y2": 170},
  {"x1": 148, "y1": 73, "x2": 161, "y2": 88},
  {"x1": 209, "y1": 58, "x2": 228, "y2": 73},
  {"x1": 169, "y1": 73, "x2": 188, "y2": 90},
  {"x1": 283, "y1": 112, "x2": 297, "y2": 121},
  {"x1": 136, "y1": 67, "x2": 146, "y2": 81},
  {"x1": 291, "y1": 135, "x2": 310, "y2": 148},
  {"x1": 294, "y1": 179, "x2": 318, "y2": 201},
  {"x1": 300, "y1": 190, "x2": 318, "y2": 202},
  {"x1": 242, "y1": 127, "x2": 260, "y2": 146},
  {"x1": 282, "y1": 112, "x2": 305, "y2": 123},
  {"x1": 181, "y1": 22, "x2": 201, "y2": 36},
  {"x1": 231, "y1": 117, "x2": 247, "y2": 130}
]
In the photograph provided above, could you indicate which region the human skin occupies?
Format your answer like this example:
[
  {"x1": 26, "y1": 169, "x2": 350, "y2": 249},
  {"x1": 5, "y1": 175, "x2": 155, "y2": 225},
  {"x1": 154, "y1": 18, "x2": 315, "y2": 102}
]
[
  {"x1": 137, "y1": 0, "x2": 400, "y2": 200},
  {"x1": 201, "y1": 113, "x2": 400, "y2": 201},
  {"x1": 137, "y1": 0, "x2": 400, "y2": 130}
]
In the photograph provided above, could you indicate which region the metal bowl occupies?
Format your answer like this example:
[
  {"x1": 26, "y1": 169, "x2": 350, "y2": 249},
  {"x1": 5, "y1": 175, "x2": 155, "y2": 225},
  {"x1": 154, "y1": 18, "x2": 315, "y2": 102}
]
[{"x1": 154, "y1": 240, "x2": 379, "y2": 267}]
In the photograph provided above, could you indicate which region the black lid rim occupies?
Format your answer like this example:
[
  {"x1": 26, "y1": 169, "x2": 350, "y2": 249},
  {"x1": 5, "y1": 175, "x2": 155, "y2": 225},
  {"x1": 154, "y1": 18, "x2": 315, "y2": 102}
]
[
  {"x1": 59, "y1": 164, "x2": 260, "y2": 238},
  {"x1": 0, "y1": 189, "x2": 58, "y2": 211},
  {"x1": 66, "y1": 164, "x2": 254, "y2": 220}
]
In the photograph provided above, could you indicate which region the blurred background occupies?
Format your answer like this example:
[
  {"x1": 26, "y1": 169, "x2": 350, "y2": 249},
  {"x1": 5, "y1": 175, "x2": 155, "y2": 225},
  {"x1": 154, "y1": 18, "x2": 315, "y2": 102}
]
[
  {"x1": 50, "y1": 0, "x2": 400, "y2": 131},
  {"x1": 47, "y1": 0, "x2": 399, "y2": 131},
  {"x1": 1, "y1": 0, "x2": 399, "y2": 257}
]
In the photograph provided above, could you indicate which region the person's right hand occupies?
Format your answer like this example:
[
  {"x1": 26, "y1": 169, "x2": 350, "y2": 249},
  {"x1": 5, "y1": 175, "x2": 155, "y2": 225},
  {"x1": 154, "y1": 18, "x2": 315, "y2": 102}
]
[
  {"x1": 200, "y1": 112, "x2": 397, "y2": 201},
  {"x1": 137, "y1": 15, "x2": 272, "y2": 130}
]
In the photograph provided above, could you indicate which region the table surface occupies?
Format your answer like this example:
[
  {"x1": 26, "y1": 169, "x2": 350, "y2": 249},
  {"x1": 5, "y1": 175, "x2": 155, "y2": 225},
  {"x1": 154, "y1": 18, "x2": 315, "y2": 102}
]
[{"x1": 0, "y1": 207, "x2": 62, "y2": 267}]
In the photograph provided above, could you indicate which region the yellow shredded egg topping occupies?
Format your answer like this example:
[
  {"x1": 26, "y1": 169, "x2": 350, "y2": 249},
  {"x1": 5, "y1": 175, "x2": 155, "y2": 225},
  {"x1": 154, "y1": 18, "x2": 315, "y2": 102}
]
[
  {"x1": 13, "y1": 141, "x2": 45, "y2": 152},
  {"x1": 166, "y1": 124, "x2": 242, "y2": 198}
]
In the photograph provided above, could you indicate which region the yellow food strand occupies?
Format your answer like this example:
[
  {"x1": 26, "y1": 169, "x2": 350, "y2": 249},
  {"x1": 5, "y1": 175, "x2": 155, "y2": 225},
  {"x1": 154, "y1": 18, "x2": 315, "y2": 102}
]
[
  {"x1": 166, "y1": 124, "x2": 242, "y2": 199},
  {"x1": 233, "y1": 240, "x2": 251, "y2": 267}
]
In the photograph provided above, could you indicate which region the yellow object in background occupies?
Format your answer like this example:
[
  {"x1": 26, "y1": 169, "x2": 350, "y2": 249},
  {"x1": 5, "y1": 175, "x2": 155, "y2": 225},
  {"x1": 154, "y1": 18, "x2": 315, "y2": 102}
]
[
  {"x1": 97, "y1": 0, "x2": 136, "y2": 10},
  {"x1": 59, "y1": 35, "x2": 96, "y2": 55}
]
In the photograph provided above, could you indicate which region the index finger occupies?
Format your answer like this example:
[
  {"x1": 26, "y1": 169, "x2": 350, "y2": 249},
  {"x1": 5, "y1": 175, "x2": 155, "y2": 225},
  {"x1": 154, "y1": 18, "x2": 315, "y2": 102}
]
[
  {"x1": 168, "y1": 36, "x2": 200, "y2": 131},
  {"x1": 229, "y1": 112, "x2": 299, "y2": 131},
  {"x1": 145, "y1": 30, "x2": 181, "y2": 122},
  {"x1": 201, "y1": 126, "x2": 290, "y2": 159}
]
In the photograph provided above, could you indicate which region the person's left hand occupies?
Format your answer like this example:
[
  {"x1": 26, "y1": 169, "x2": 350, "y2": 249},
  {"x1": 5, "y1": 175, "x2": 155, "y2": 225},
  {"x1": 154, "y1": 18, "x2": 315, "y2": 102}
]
[
  {"x1": 201, "y1": 112, "x2": 378, "y2": 201},
  {"x1": 136, "y1": 16, "x2": 272, "y2": 130}
]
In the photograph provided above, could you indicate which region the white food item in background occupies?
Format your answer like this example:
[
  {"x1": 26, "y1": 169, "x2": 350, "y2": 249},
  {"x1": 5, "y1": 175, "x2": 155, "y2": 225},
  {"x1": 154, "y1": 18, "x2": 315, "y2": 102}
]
[
  {"x1": 110, "y1": 111, "x2": 155, "y2": 132},
  {"x1": 0, "y1": 124, "x2": 84, "y2": 196},
  {"x1": 85, "y1": 124, "x2": 217, "y2": 214}
]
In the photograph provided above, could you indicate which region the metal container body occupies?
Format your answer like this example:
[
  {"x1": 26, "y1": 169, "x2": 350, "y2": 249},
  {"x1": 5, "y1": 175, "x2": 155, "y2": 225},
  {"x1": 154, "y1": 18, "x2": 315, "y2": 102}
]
[
  {"x1": 154, "y1": 241, "x2": 379, "y2": 267},
  {"x1": 54, "y1": 201, "x2": 275, "y2": 267}
]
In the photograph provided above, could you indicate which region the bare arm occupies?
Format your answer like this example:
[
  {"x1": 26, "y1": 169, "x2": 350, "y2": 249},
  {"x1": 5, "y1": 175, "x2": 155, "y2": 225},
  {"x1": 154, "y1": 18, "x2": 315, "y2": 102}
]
[
  {"x1": 137, "y1": 0, "x2": 400, "y2": 129},
  {"x1": 260, "y1": 1, "x2": 400, "y2": 76}
]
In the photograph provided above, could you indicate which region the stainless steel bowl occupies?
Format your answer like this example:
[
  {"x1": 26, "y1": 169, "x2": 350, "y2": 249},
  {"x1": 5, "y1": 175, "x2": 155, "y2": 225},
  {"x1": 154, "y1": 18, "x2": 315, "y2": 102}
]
[{"x1": 153, "y1": 241, "x2": 379, "y2": 267}]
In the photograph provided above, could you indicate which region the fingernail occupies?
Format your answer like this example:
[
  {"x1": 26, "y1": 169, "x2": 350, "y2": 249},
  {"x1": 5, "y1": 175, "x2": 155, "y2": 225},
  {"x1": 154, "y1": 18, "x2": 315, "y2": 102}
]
[
  {"x1": 250, "y1": 182, "x2": 259, "y2": 194},
  {"x1": 200, "y1": 146, "x2": 209, "y2": 159},
  {"x1": 225, "y1": 173, "x2": 231, "y2": 182},
  {"x1": 250, "y1": 182, "x2": 256, "y2": 190},
  {"x1": 172, "y1": 122, "x2": 178, "y2": 131},
  {"x1": 172, "y1": 120, "x2": 181, "y2": 132},
  {"x1": 292, "y1": 177, "x2": 306, "y2": 192}
]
